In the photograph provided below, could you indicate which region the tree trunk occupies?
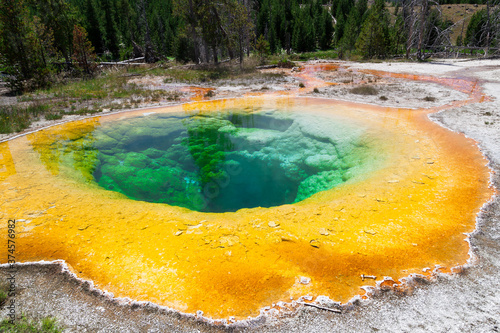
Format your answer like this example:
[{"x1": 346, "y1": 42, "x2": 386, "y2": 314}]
[
  {"x1": 239, "y1": 38, "x2": 243, "y2": 65},
  {"x1": 417, "y1": 0, "x2": 429, "y2": 60},
  {"x1": 213, "y1": 45, "x2": 218, "y2": 64},
  {"x1": 485, "y1": 0, "x2": 491, "y2": 56},
  {"x1": 404, "y1": 0, "x2": 415, "y2": 59}
]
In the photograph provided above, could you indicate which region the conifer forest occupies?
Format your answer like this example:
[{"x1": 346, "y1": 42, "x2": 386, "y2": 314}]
[{"x1": 0, "y1": 0, "x2": 499, "y2": 92}]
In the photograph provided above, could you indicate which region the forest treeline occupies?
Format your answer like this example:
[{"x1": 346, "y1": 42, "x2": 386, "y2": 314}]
[{"x1": 0, "y1": 0, "x2": 499, "y2": 92}]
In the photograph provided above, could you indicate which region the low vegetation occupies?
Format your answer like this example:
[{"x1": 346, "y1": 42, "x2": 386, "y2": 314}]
[
  {"x1": 0, "y1": 67, "x2": 185, "y2": 134},
  {"x1": 0, "y1": 281, "x2": 8, "y2": 306},
  {"x1": 162, "y1": 58, "x2": 271, "y2": 84},
  {"x1": 350, "y1": 85, "x2": 379, "y2": 96},
  {"x1": 0, "y1": 103, "x2": 50, "y2": 134},
  {"x1": 0, "y1": 316, "x2": 63, "y2": 333},
  {"x1": 0, "y1": 282, "x2": 62, "y2": 332}
]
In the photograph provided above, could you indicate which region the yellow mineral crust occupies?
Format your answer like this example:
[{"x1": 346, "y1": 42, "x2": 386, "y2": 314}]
[{"x1": 0, "y1": 95, "x2": 493, "y2": 319}]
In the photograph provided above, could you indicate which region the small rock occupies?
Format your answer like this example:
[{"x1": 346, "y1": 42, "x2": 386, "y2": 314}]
[
  {"x1": 319, "y1": 228, "x2": 329, "y2": 236},
  {"x1": 299, "y1": 276, "x2": 311, "y2": 285},
  {"x1": 315, "y1": 295, "x2": 337, "y2": 307},
  {"x1": 310, "y1": 239, "x2": 320, "y2": 248},
  {"x1": 268, "y1": 221, "x2": 279, "y2": 228},
  {"x1": 174, "y1": 230, "x2": 183, "y2": 236}
]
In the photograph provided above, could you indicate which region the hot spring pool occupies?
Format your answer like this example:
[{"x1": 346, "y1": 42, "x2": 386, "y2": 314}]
[{"x1": 0, "y1": 96, "x2": 493, "y2": 319}]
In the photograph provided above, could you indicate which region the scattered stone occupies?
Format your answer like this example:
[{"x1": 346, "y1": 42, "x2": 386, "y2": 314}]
[
  {"x1": 299, "y1": 276, "x2": 311, "y2": 285},
  {"x1": 268, "y1": 221, "x2": 279, "y2": 228},
  {"x1": 319, "y1": 228, "x2": 329, "y2": 236},
  {"x1": 174, "y1": 231, "x2": 183, "y2": 236},
  {"x1": 315, "y1": 295, "x2": 338, "y2": 307},
  {"x1": 310, "y1": 239, "x2": 320, "y2": 248}
]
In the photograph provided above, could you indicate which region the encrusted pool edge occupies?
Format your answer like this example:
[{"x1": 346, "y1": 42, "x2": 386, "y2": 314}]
[{"x1": 1, "y1": 67, "x2": 497, "y2": 330}]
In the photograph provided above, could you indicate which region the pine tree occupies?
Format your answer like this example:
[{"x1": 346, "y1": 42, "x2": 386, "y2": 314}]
[
  {"x1": 355, "y1": 0, "x2": 391, "y2": 59},
  {"x1": 318, "y1": 8, "x2": 333, "y2": 50},
  {"x1": 340, "y1": 7, "x2": 360, "y2": 52},
  {"x1": 0, "y1": 0, "x2": 58, "y2": 92},
  {"x1": 292, "y1": 5, "x2": 315, "y2": 52},
  {"x1": 255, "y1": 34, "x2": 270, "y2": 60},
  {"x1": 465, "y1": 9, "x2": 488, "y2": 47},
  {"x1": 29, "y1": 0, "x2": 78, "y2": 63},
  {"x1": 102, "y1": 0, "x2": 120, "y2": 59},
  {"x1": 72, "y1": 24, "x2": 97, "y2": 76},
  {"x1": 83, "y1": 0, "x2": 105, "y2": 55}
]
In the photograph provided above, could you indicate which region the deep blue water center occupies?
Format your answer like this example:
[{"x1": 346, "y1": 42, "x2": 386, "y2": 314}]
[{"x1": 92, "y1": 109, "x2": 366, "y2": 213}]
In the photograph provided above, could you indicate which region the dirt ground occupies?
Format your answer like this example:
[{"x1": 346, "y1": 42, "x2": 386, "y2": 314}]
[{"x1": 1, "y1": 59, "x2": 499, "y2": 332}]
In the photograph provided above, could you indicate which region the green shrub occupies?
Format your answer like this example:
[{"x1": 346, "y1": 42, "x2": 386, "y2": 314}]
[
  {"x1": 204, "y1": 90, "x2": 216, "y2": 98},
  {"x1": 0, "y1": 103, "x2": 50, "y2": 134},
  {"x1": 350, "y1": 85, "x2": 378, "y2": 95},
  {"x1": 0, "y1": 315, "x2": 63, "y2": 333},
  {"x1": 0, "y1": 288, "x2": 7, "y2": 306}
]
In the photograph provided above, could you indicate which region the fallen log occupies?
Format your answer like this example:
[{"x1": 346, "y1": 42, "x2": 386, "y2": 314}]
[{"x1": 256, "y1": 64, "x2": 278, "y2": 69}]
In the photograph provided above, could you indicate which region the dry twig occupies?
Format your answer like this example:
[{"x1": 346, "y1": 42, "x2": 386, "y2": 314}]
[{"x1": 298, "y1": 302, "x2": 342, "y2": 314}]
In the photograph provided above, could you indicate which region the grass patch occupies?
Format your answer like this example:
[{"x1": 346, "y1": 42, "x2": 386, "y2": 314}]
[
  {"x1": 299, "y1": 82, "x2": 305, "y2": 88},
  {"x1": 45, "y1": 113, "x2": 64, "y2": 120},
  {"x1": 39, "y1": 72, "x2": 181, "y2": 103},
  {"x1": 288, "y1": 50, "x2": 339, "y2": 61},
  {"x1": 423, "y1": 96, "x2": 436, "y2": 102},
  {"x1": 350, "y1": 85, "x2": 378, "y2": 96},
  {"x1": 276, "y1": 57, "x2": 296, "y2": 68},
  {"x1": 0, "y1": 103, "x2": 50, "y2": 134},
  {"x1": 1, "y1": 68, "x2": 185, "y2": 134},
  {"x1": 0, "y1": 315, "x2": 63, "y2": 333},
  {"x1": 0, "y1": 281, "x2": 9, "y2": 306},
  {"x1": 163, "y1": 68, "x2": 222, "y2": 83},
  {"x1": 313, "y1": 87, "x2": 319, "y2": 93},
  {"x1": 379, "y1": 95, "x2": 388, "y2": 101},
  {"x1": 164, "y1": 59, "x2": 264, "y2": 84}
]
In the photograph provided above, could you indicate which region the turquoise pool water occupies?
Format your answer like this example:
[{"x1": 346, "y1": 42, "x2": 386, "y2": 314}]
[{"x1": 90, "y1": 107, "x2": 370, "y2": 212}]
